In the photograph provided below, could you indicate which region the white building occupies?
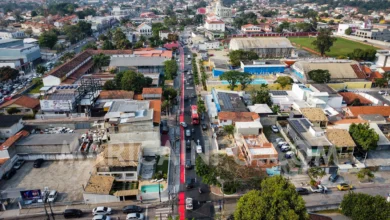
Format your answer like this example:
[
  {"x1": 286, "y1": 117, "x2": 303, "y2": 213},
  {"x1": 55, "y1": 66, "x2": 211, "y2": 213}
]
[
  {"x1": 214, "y1": 0, "x2": 233, "y2": 18},
  {"x1": 337, "y1": 23, "x2": 363, "y2": 35},
  {"x1": 136, "y1": 23, "x2": 152, "y2": 36},
  {"x1": 0, "y1": 31, "x2": 25, "y2": 39},
  {"x1": 376, "y1": 50, "x2": 390, "y2": 67},
  {"x1": 198, "y1": 41, "x2": 220, "y2": 50},
  {"x1": 205, "y1": 19, "x2": 225, "y2": 32},
  {"x1": 0, "y1": 115, "x2": 24, "y2": 141}
]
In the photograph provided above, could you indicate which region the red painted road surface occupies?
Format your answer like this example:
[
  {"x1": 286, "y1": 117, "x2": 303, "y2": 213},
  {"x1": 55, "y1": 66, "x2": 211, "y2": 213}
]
[{"x1": 178, "y1": 46, "x2": 186, "y2": 220}]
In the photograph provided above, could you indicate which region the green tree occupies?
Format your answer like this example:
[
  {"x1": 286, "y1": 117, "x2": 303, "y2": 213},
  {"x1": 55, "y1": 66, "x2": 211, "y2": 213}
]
[
  {"x1": 251, "y1": 87, "x2": 272, "y2": 106},
  {"x1": 102, "y1": 40, "x2": 115, "y2": 50},
  {"x1": 113, "y1": 28, "x2": 127, "y2": 46},
  {"x1": 38, "y1": 31, "x2": 58, "y2": 49},
  {"x1": 31, "y1": 11, "x2": 38, "y2": 17},
  {"x1": 36, "y1": 65, "x2": 47, "y2": 75},
  {"x1": 60, "y1": 52, "x2": 76, "y2": 62},
  {"x1": 98, "y1": 34, "x2": 108, "y2": 41},
  {"x1": 340, "y1": 192, "x2": 390, "y2": 220},
  {"x1": 274, "y1": 76, "x2": 293, "y2": 88},
  {"x1": 63, "y1": 25, "x2": 81, "y2": 43},
  {"x1": 345, "y1": 27, "x2": 352, "y2": 35},
  {"x1": 307, "y1": 69, "x2": 331, "y2": 83},
  {"x1": 228, "y1": 50, "x2": 259, "y2": 67},
  {"x1": 120, "y1": 70, "x2": 152, "y2": 93},
  {"x1": 223, "y1": 125, "x2": 235, "y2": 138},
  {"x1": 308, "y1": 167, "x2": 326, "y2": 182},
  {"x1": 114, "y1": 71, "x2": 124, "y2": 89},
  {"x1": 234, "y1": 176, "x2": 309, "y2": 220},
  {"x1": 197, "y1": 99, "x2": 206, "y2": 114},
  {"x1": 82, "y1": 42, "x2": 97, "y2": 51},
  {"x1": 375, "y1": 78, "x2": 387, "y2": 88},
  {"x1": 93, "y1": 53, "x2": 110, "y2": 71},
  {"x1": 312, "y1": 28, "x2": 337, "y2": 56},
  {"x1": 351, "y1": 98, "x2": 364, "y2": 106},
  {"x1": 0, "y1": 66, "x2": 19, "y2": 81},
  {"x1": 7, "y1": 107, "x2": 21, "y2": 115},
  {"x1": 237, "y1": 72, "x2": 253, "y2": 90},
  {"x1": 271, "y1": 105, "x2": 280, "y2": 114},
  {"x1": 164, "y1": 60, "x2": 178, "y2": 80},
  {"x1": 356, "y1": 168, "x2": 374, "y2": 181},
  {"x1": 219, "y1": 71, "x2": 241, "y2": 90},
  {"x1": 195, "y1": 156, "x2": 218, "y2": 185},
  {"x1": 349, "y1": 123, "x2": 379, "y2": 151},
  {"x1": 133, "y1": 41, "x2": 143, "y2": 49},
  {"x1": 103, "y1": 80, "x2": 117, "y2": 90},
  {"x1": 276, "y1": 21, "x2": 290, "y2": 33},
  {"x1": 116, "y1": 39, "x2": 132, "y2": 49},
  {"x1": 77, "y1": 21, "x2": 92, "y2": 37},
  {"x1": 163, "y1": 87, "x2": 178, "y2": 100}
]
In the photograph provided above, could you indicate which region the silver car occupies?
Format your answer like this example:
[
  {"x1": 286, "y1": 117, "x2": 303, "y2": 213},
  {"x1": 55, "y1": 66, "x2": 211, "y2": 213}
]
[{"x1": 185, "y1": 129, "x2": 191, "y2": 137}]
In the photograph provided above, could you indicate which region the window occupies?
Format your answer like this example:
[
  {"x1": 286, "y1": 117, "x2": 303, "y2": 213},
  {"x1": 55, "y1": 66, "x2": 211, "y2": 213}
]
[{"x1": 126, "y1": 173, "x2": 135, "y2": 177}]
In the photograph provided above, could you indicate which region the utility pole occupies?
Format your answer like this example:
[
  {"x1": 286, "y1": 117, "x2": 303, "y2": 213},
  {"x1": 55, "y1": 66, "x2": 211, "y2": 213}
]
[
  {"x1": 48, "y1": 202, "x2": 55, "y2": 220},
  {"x1": 43, "y1": 203, "x2": 50, "y2": 220}
]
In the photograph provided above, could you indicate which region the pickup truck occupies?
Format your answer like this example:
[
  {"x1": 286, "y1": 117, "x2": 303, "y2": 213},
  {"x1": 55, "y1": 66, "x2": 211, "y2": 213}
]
[{"x1": 310, "y1": 185, "x2": 328, "y2": 193}]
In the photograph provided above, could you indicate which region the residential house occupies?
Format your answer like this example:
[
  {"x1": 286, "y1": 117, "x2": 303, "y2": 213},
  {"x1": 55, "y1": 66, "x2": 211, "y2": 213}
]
[
  {"x1": 0, "y1": 130, "x2": 29, "y2": 160},
  {"x1": 136, "y1": 23, "x2": 152, "y2": 36},
  {"x1": 21, "y1": 22, "x2": 54, "y2": 35},
  {"x1": 339, "y1": 92, "x2": 372, "y2": 106},
  {"x1": 342, "y1": 106, "x2": 390, "y2": 118},
  {"x1": 241, "y1": 24, "x2": 272, "y2": 34},
  {"x1": 217, "y1": 112, "x2": 260, "y2": 126},
  {"x1": 0, "y1": 96, "x2": 40, "y2": 115},
  {"x1": 247, "y1": 104, "x2": 273, "y2": 117},
  {"x1": 142, "y1": 88, "x2": 162, "y2": 100},
  {"x1": 54, "y1": 15, "x2": 79, "y2": 28},
  {"x1": 0, "y1": 115, "x2": 24, "y2": 140},
  {"x1": 326, "y1": 129, "x2": 356, "y2": 161},
  {"x1": 95, "y1": 143, "x2": 142, "y2": 181},
  {"x1": 300, "y1": 108, "x2": 328, "y2": 128},
  {"x1": 204, "y1": 19, "x2": 225, "y2": 32}
]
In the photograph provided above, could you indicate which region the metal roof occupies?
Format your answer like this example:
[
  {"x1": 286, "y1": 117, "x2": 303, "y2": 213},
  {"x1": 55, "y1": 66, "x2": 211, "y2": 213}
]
[
  {"x1": 109, "y1": 56, "x2": 166, "y2": 67},
  {"x1": 230, "y1": 37, "x2": 293, "y2": 49}
]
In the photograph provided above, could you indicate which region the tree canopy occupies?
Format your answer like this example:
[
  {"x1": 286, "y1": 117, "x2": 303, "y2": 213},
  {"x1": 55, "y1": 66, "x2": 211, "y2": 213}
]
[
  {"x1": 163, "y1": 87, "x2": 178, "y2": 101},
  {"x1": 312, "y1": 28, "x2": 337, "y2": 56},
  {"x1": 234, "y1": 176, "x2": 309, "y2": 220},
  {"x1": 104, "y1": 70, "x2": 152, "y2": 93},
  {"x1": 36, "y1": 65, "x2": 47, "y2": 75},
  {"x1": 93, "y1": 53, "x2": 110, "y2": 71},
  {"x1": 307, "y1": 69, "x2": 331, "y2": 83},
  {"x1": 347, "y1": 48, "x2": 376, "y2": 61},
  {"x1": 251, "y1": 85, "x2": 272, "y2": 106},
  {"x1": 219, "y1": 71, "x2": 241, "y2": 90},
  {"x1": 164, "y1": 60, "x2": 178, "y2": 80},
  {"x1": 223, "y1": 125, "x2": 235, "y2": 137},
  {"x1": 0, "y1": 66, "x2": 19, "y2": 81},
  {"x1": 233, "y1": 12, "x2": 258, "y2": 28},
  {"x1": 228, "y1": 50, "x2": 259, "y2": 67},
  {"x1": 340, "y1": 192, "x2": 390, "y2": 220},
  {"x1": 345, "y1": 27, "x2": 352, "y2": 35},
  {"x1": 237, "y1": 72, "x2": 253, "y2": 90},
  {"x1": 82, "y1": 42, "x2": 97, "y2": 51},
  {"x1": 38, "y1": 30, "x2": 58, "y2": 49},
  {"x1": 274, "y1": 76, "x2": 293, "y2": 88},
  {"x1": 349, "y1": 123, "x2": 379, "y2": 151}
]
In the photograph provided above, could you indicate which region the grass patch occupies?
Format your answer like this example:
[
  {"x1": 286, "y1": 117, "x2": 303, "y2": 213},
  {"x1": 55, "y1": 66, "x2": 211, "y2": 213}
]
[
  {"x1": 28, "y1": 79, "x2": 43, "y2": 94},
  {"x1": 289, "y1": 37, "x2": 378, "y2": 57},
  {"x1": 207, "y1": 83, "x2": 291, "y2": 92},
  {"x1": 110, "y1": 181, "x2": 139, "y2": 195},
  {"x1": 155, "y1": 155, "x2": 169, "y2": 179}
]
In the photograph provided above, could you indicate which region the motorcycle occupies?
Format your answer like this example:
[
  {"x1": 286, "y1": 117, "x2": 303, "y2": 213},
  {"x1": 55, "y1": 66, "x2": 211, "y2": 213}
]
[{"x1": 198, "y1": 188, "x2": 202, "y2": 194}]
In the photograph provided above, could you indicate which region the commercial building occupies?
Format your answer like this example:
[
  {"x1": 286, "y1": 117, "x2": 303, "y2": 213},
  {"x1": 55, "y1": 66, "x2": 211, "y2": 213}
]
[
  {"x1": 0, "y1": 96, "x2": 40, "y2": 115},
  {"x1": 240, "y1": 60, "x2": 286, "y2": 75},
  {"x1": 229, "y1": 37, "x2": 294, "y2": 58},
  {"x1": 355, "y1": 28, "x2": 390, "y2": 41},
  {"x1": 291, "y1": 60, "x2": 367, "y2": 84},
  {"x1": 241, "y1": 24, "x2": 272, "y2": 34},
  {"x1": 375, "y1": 50, "x2": 390, "y2": 67},
  {"x1": 337, "y1": 23, "x2": 362, "y2": 35},
  {"x1": 0, "y1": 39, "x2": 41, "y2": 70},
  {"x1": 14, "y1": 133, "x2": 80, "y2": 154},
  {"x1": 0, "y1": 31, "x2": 25, "y2": 39},
  {"x1": 136, "y1": 23, "x2": 152, "y2": 36},
  {"x1": 95, "y1": 143, "x2": 141, "y2": 182}
]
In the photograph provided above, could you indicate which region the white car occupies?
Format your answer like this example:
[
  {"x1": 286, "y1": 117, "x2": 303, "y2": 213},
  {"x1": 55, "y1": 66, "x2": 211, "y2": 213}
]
[
  {"x1": 285, "y1": 151, "x2": 295, "y2": 159},
  {"x1": 186, "y1": 129, "x2": 191, "y2": 137},
  {"x1": 277, "y1": 141, "x2": 288, "y2": 147},
  {"x1": 180, "y1": 122, "x2": 188, "y2": 128},
  {"x1": 271, "y1": 125, "x2": 279, "y2": 133},
  {"x1": 93, "y1": 215, "x2": 111, "y2": 220},
  {"x1": 281, "y1": 145, "x2": 291, "y2": 152},
  {"x1": 310, "y1": 185, "x2": 328, "y2": 193},
  {"x1": 186, "y1": 198, "x2": 193, "y2": 210},
  {"x1": 92, "y1": 207, "x2": 112, "y2": 215},
  {"x1": 47, "y1": 190, "x2": 58, "y2": 202},
  {"x1": 378, "y1": 91, "x2": 385, "y2": 95},
  {"x1": 275, "y1": 138, "x2": 284, "y2": 143},
  {"x1": 126, "y1": 213, "x2": 144, "y2": 220},
  {"x1": 196, "y1": 145, "x2": 202, "y2": 153}
]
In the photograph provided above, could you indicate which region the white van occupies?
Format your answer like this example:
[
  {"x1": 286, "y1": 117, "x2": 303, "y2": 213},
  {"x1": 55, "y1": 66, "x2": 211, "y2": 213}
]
[
  {"x1": 48, "y1": 190, "x2": 58, "y2": 202},
  {"x1": 196, "y1": 145, "x2": 202, "y2": 154}
]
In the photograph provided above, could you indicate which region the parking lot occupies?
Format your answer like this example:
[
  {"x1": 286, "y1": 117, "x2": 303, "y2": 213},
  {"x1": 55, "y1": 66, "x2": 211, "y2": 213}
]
[{"x1": 0, "y1": 159, "x2": 95, "y2": 202}]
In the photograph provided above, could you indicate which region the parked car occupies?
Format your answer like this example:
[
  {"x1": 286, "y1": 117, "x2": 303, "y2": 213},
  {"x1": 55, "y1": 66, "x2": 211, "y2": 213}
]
[
  {"x1": 310, "y1": 185, "x2": 328, "y2": 193},
  {"x1": 328, "y1": 173, "x2": 339, "y2": 183},
  {"x1": 337, "y1": 183, "x2": 353, "y2": 191},
  {"x1": 271, "y1": 125, "x2": 279, "y2": 133},
  {"x1": 123, "y1": 205, "x2": 142, "y2": 213},
  {"x1": 180, "y1": 122, "x2": 188, "y2": 128},
  {"x1": 185, "y1": 129, "x2": 191, "y2": 137},
  {"x1": 196, "y1": 145, "x2": 202, "y2": 154},
  {"x1": 126, "y1": 213, "x2": 144, "y2": 220},
  {"x1": 185, "y1": 178, "x2": 195, "y2": 189},
  {"x1": 63, "y1": 209, "x2": 82, "y2": 218},
  {"x1": 277, "y1": 141, "x2": 288, "y2": 147},
  {"x1": 47, "y1": 190, "x2": 58, "y2": 202},
  {"x1": 285, "y1": 151, "x2": 294, "y2": 159},
  {"x1": 201, "y1": 124, "x2": 207, "y2": 130},
  {"x1": 296, "y1": 188, "x2": 310, "y2": 195},
  {"x1": 92, "y1": 207, "x2": 112, "y2": 215},
  {"x1": 186, "y1": 198, "x2": 193, "y2": 210},
  {"x1": 185, "y1": 159, "x2": 192, "y2": 169},
  {"x1": 33, "y1": 158, "x2": 44, "y2": 168},
  {"x1": 13, "y1": 159, "x2": 25, "y2": 169},
  {"x1": 378, "y1": 91, "x2": 386, "y2": 95},
  {"x1": 92, "y1": 215, "x2": 111, "y2": 220},
  {"x1": 3, "y1": 168, "x2": 16, "y2": 180},
  {"x1": 281, "y1": 145, "x2": 291, "y2": 152},
  {"x1": 275, "y1": 138, "x2": 284, "y2": 143}
]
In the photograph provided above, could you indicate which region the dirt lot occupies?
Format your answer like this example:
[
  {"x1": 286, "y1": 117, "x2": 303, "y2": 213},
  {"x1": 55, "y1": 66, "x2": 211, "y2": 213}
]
[{"x1": 0, "y1": 159, "x2": 95, "y2": 202}]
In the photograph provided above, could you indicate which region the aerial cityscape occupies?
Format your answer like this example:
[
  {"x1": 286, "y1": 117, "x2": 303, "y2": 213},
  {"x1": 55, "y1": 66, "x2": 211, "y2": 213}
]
[{"x1": 0, "y1": 0, "x2": 389, "y2": 219}]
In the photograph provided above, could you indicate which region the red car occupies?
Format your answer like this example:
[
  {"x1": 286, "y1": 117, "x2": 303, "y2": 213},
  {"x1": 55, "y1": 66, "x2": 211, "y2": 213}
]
[{"x1": 209, "y1": 54, "x2": 214, "y2": 56}]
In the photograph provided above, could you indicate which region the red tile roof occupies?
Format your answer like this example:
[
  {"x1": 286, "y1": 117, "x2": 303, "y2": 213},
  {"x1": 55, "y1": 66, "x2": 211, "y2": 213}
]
[
  {"x1": 142, "y1": 87, "x2": 163, "y2": 95},
  {"x1": 343, "y1": 106, "x2": 390, "y2": 117},
  {"x1": 197, "y1": 8, "x2": 206, "y2": 14},
  {"x1": 206, "y1": 19, "x2": 224, "y2": 24},
  {"x1": 368, "y1": 71, "x2": 383, "y2": 81},
  {"x1": 0, "y1": 96, "x2": 40, "y2": 109},
  {"x1": 99, "y1": 90, "x2": 134, "y2": 99},
  {"x1": 339, "y1": 92, "x2": 372, "y2": 105},
  {"x1": 149, "y1": 100, "x2": 161, "y2": 124},
  {"x1": 218, "y1": 112, "x2": 259, "y2": 122},
  {"x1": 350, "y1": 64, "x2": 367, "y2": 79},
  {"x1": 0, "y1": 130, "x2": 29, "y2": 151}
]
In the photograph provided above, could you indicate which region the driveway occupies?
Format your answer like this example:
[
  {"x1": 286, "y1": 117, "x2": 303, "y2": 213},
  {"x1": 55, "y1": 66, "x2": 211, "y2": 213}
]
[{"x1": 0, "y1": 160, "x2": 95, "y2": 202}]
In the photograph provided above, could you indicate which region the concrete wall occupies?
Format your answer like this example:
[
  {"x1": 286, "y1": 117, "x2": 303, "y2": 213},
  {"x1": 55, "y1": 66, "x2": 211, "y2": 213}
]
[
  {"x1": 327, "y1": 81, "x2": 372, "y2": 90},
  {"x1": 83, "y1": 193, "x2": 120, "y2": 204},
  {"x1": 0, "y1": 155, "x2": 19, "y2": 179},
  {"x1": 15, "y1": 138, "x2": 79, "y2": 154},
  {"x1": 17, "y1": 152, "x2": 97, "y2": 160}
]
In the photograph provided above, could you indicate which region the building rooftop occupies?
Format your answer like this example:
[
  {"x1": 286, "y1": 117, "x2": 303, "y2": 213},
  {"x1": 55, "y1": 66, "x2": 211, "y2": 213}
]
[
  {"x1": 358, "y1": 114, "x2": 386, "y2": 122},
  {"x1": 247, "y1": 104, "x2": 273, "y2": 114},
  {"x1": 326, "y1": 129, "x2": 356, "y2": 148},
  {"x1": 230, "y1": 37, "x2": 293, "y2": 49},
  {"x1": 300, "y1": 108, "x2": 328, "y2": 122},
  {"x1": 84, "y1": 175, "x2": 115, "y2": 195},
  {"x1": 310, "y1": 84, "x2": 338, "y2": 95},
  {"x1": 0, "y1": 130, "x2": 29, "y2": 150},
  {"x1": 339, "y1": 92, "x2": 372, "y2": 105},
  {"x1": 109, "y1": 56, "x2": 166, "y2": 67},
  {"x1": 98, "y1": 90, "x2": 134, "y2": 100},
  {"x1": 149, "y1": 100, "x2": 161, "y2": 124},
  {"x1": 0, "y1": 96, "x2": 40, "y2": 109},
  {"x1": 0, "y1": 115, "x2": 23, "y2": 127},
  {"x1": 343, "y1": 106, "x2": 390, "y2": 117},
  {"x1": 46, "y1": 51, "x2": 92, "y2": 79},
  {"x1": 142, "y1": 87, "x2": 163, "y2": 95},
  {"x1": 288, "y1": 118, "x2": 332, "y2": 147},
  {"x1": 218, "y1": 112, "x2": 259, "y2": 122},
  {"x1": 218, "y1": 92, "x2": 247, "y2": 112},
  {"x1": 15, "y1": 133, "x2": 79, "y2": 146},
  {"x1": 95, "y1": 143, "x2": 141, "y2": 167},
  {"x1": 242, "y1": 60, "x2": 283, "y2": 65}
]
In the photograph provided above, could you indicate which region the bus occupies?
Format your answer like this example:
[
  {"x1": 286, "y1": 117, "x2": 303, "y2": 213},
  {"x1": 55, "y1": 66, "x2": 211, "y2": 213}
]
[{"x1": 191, "y1": 105, "x2": 199, "y2": 125}]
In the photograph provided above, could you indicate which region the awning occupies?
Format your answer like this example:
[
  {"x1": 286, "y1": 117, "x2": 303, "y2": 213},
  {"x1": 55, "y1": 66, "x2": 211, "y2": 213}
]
[{"x1": 113, "y1": 189, "x2": 139, "y2": 197}]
